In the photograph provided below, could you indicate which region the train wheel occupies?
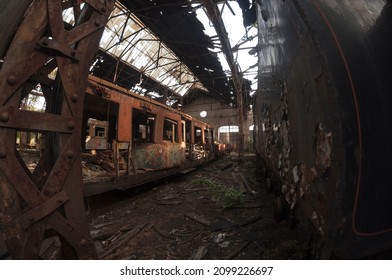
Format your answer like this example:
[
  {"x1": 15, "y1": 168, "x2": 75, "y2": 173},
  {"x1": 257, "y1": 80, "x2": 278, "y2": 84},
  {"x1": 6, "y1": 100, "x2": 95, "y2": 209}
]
[{"x1": 0, "y1": 0, "x2": 114, "y2": 259}]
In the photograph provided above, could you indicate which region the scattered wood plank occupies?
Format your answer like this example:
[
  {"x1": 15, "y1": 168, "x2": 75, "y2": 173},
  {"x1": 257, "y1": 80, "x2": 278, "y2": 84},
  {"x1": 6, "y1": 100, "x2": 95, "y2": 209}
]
[
  {"x1": 184, "y1": 212, "x2": 211, "y2": 226},
  {"x1": 157, "y1": 193, "x2": 179, "y2": 200},
  {"x1": 231, "y1": 173, "x2": 247, "y2": 193},
  {"x1": 181, "y1": 187, "x2": 208, "y2": 194},
  {"x1": 237, "y1": 214, "x2": 263, "y2": 228},
  {"x1": 99, "y1": 224, "x2": 146, "y2": 259},
  {"x1": 217, "y1": 162, "x2": 233, "y2": 171},
  {"x1": 91, "y1": 222, "x2": 135, "y2": 240},
  {"x1": 104, "y1": 246, "x2": 133, "y2": 260},
  {"x1": 91, "y1": 221, "x2": 115, "y2": 230},
  {"x1": 209, "y1": 215, "x2": 263, "y2": 232},
  {"x1": 175, "y1": 227, "x2": 202, "y2": 237},
  {"x1": 190, "y1": 245, "x2": 208, "y2": 260},
  {"x1": 94, "y1": 240, "x2": 103, "y2": 254},
  {"x1": 239, "y1": 173, "x2": 254, "y2": 194},
  {"x1": 225, "y1": 240, "x2": 252, "y2": 260},
  {"x1": 153, "y1": 226, "x2": 176, "y2": 240},
  {"x1": 145, "y1": 223, "x2": 155, "y2": 232},
  {"x1": 39, "y1": 238, "x2": 60, "y2": 260},
  {"x1": 179, "y1": 167, "x2": 196, "y2": 174},
  {"x1": 153, "y1": 193, "x2": 183, "y2": 205},
  {"x1": 108, "y1": 231, "x2": 122, "y2": 243},
  {"x1": 156, "y1": 200, "x2": 183, "y2": 205}
]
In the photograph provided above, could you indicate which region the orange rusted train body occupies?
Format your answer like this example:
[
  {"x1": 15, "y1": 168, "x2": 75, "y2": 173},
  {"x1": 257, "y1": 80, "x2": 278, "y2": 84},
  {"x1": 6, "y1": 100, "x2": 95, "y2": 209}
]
[{"x1": 82, "y1": 76, "x2": 221, "y2": 196}]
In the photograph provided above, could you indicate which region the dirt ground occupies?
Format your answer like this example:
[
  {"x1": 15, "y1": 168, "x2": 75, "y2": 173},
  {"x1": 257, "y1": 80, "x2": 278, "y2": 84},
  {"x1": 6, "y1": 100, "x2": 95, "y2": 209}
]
[{"x1": 87, "y1": 153, "x2": 307, "y2": 260}]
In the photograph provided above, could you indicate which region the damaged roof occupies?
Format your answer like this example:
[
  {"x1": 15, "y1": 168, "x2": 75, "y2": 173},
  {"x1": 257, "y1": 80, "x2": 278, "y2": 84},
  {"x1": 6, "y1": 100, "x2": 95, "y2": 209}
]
[{"x1": 88, "y1": 0, "x2": 235, "y2": 106}]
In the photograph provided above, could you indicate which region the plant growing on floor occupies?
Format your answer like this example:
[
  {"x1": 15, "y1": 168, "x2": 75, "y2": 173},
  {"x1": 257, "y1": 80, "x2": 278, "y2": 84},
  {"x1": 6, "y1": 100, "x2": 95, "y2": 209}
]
[
  {"x1": 191, "y1": 177, "x2": 244, "y2": 208},
  {"x1": 191, "y1": 177, "x2": 216, "y2": 188}
]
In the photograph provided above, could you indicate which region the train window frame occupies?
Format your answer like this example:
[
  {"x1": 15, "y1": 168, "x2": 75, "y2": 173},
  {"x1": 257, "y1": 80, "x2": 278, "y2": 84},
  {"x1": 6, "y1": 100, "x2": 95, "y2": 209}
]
[
  {"x1": 85, "y1": 118, "x2": 109, "y2": 150},
  {"x1": 181, "y1": 121, "x2": 185, "y2": 142},
  {"x1": 194, "y1": 126, "x2": 202, "y2": 144},
  {"x1": 163, "y1": 118, "x2": 178, "y2": 143},
  {"x1": 132, "y1": 108, "x2": 155, "y2": 145},
  {"x1": 95, "y1": 127, "x2": 106, "y2": 138}
]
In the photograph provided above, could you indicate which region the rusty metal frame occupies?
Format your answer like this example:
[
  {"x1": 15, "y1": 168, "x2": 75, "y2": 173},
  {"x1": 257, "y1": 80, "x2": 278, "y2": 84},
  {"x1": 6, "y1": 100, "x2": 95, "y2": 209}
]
[{"x1": 0, "y1": 0, "x2": 114, "y2": 259}]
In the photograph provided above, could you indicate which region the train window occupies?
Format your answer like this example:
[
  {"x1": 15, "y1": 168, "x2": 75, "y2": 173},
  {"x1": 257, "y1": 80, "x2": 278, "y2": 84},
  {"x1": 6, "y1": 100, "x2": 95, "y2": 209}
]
[
  {"x1": 132, "y1": 109, "x2": 155, "y2": 145},
  {"x1": 181, "y1": 122, "x2": 185, "y2": 142},
  {"x1": 163, "y1": 118, "x2": 178, "y2": 143},
  {"x1": 95, "y1": 127, "x2": 106, "y2": 137},
  {"x1": 194, "y1": 127, "x2": 202, "y2": 144},
  {"x1": 85, "y1": 118, "x2": 109, "y2": 150}
]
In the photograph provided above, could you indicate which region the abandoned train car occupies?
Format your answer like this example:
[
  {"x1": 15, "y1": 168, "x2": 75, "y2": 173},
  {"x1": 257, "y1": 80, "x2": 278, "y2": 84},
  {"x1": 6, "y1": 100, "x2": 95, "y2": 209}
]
[
  {"x1": 253, "y1": 0, "x2": 392, "y2": 258},
  {"x1": 82, "y1": 76, "x2": 217, "y2": 196}
]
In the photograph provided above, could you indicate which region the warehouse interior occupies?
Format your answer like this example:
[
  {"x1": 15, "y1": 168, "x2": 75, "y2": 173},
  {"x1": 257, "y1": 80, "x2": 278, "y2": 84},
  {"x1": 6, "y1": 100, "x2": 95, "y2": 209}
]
[{"x1": 0, "y1": 0, "x2": 391, "y2": 260}]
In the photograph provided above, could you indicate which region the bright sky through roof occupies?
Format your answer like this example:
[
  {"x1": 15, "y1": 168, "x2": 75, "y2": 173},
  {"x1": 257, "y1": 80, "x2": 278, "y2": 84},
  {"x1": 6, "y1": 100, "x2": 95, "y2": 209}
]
[
  {"x1": 195, "y1": 2, "x2": 258, "y2": 94},
  {"x1": 63, "y1": 2, "x2": 257, "y2": 99}
]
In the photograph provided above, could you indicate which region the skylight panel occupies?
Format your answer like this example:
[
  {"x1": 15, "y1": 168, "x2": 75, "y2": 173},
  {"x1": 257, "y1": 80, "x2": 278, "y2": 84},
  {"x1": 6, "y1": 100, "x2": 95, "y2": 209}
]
[{"x1": 99, "y1": 3, "x2": 207, "y2": 96}]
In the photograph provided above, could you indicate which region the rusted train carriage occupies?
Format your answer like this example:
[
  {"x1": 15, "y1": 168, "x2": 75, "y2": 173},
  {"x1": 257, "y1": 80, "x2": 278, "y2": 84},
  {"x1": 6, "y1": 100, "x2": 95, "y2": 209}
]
[
  {"x1": 254, "y1": 0, "x2": 392, "y2": 258},
  {"x1": 82, "y1": 76, "x2": 216, "y2": 196}
]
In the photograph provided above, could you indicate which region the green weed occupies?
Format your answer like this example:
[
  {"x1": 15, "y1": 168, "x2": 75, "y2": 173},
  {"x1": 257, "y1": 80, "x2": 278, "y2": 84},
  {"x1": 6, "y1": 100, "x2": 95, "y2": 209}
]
[{"x1": 191, "y1": 177, "x2": 244, "y2": 208}]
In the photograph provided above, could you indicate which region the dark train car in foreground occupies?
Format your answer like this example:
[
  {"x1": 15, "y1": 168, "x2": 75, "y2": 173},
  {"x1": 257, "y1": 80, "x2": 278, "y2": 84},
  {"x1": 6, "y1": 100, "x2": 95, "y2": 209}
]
[
  {"x1": 82, "y1": 76, "x2": 216, "y2": 196},
  {"x1": 253, "y1": 0, "x2": 392, "y2": 258}
]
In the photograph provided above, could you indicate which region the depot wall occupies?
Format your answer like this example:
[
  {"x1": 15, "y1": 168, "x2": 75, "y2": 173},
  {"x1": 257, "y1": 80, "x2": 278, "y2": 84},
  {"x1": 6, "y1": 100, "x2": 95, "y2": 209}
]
[{"x1": 182, "y1": 96, "x2": 253, "y2": 149}]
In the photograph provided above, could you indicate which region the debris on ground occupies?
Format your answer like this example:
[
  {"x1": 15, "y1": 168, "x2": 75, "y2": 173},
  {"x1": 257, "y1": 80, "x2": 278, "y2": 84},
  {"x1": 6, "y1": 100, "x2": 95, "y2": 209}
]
[{"x1": 87, "y1": 153, "x2": 306, "y2": 260}]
